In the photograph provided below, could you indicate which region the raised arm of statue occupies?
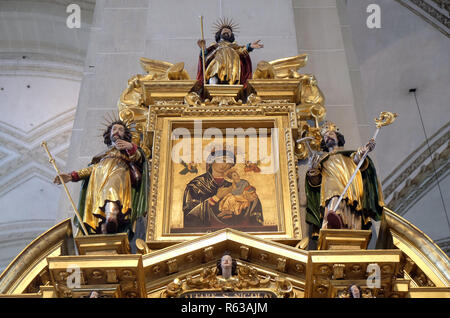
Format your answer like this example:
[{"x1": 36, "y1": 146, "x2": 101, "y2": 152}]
[
  {"x1": 249, "y1": 40, "x2": 264, "y2": 50},
  {"x1": 351, "y1": 138, "x2": 376, "y2": 170}
]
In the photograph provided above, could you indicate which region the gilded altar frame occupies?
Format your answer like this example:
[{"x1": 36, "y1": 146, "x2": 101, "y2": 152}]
[{"x1": 145, "y1": 102, "x2": 303, "y2": 247}]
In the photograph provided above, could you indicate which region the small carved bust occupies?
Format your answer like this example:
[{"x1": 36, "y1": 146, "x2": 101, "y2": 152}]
[
  {"x1": 217, "y1": 252, "x2": 237, "y2": 280},
  {"x1": 89, "y1": 291, "x2": 100, "y2": 298},
  {"x1": 348, "y1": 284, "x2": 362, "y2": 298},
  {"x1": 216, "y1": 252, "x2": 239, "y2": 290}
]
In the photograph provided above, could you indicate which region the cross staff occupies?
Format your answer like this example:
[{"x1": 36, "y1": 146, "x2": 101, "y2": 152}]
[
  {"x1": 200, "y1": 16, "x2": 207, "y2": 86},
  {"x1": 41, "y1": 141, "x2": 89, "y2": 235},
  {"x1": 331, "y1": 111, "x2": 398, "y2": 212}
]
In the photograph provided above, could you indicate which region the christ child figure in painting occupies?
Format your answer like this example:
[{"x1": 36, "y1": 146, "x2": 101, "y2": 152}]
[
  {"x1": 218, "y1": 170, "x2": 259, "y2": 219},
  {"x1": 182, "y1": 149, "x2": 263, "y2": 229},
  {"x1": 54, "y1": 120, "x2": 148, "y2": 236}
]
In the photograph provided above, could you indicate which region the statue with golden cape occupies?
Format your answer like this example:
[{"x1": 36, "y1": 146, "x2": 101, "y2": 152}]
[
  {"x1": 196, "y1": 17, "x2": 263, "y2": 87},
  {"x1": 54, "y1": 120, "x2": 148, "y2": 237},
  {"x1": 305, "y1": 121, "x2": 384, "y2": 238}
]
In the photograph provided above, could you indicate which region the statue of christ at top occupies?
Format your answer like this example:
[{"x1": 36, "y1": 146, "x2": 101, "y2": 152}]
[{"x1": 196, "y1": 17, "x2": 264, "y2": 87}]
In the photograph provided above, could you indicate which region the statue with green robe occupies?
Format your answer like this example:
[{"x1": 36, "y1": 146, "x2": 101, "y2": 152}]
[
  {"x1": 305, "y1": 121, "x2": 384, "y2": 238},
  {"x1": 54, "y1": 120, "x2": 148, "y2": 238}
]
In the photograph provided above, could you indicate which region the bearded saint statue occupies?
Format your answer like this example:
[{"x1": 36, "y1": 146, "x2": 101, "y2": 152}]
[
  {"x1": 54, "y1": 120, "x2": 148, "y2": 237},
  {"x1": 196, "y1": 17, "x2": 264, "y2": 87},
  {"x1": 305, "y1": 122, "x2": 384, "y2": 237}
]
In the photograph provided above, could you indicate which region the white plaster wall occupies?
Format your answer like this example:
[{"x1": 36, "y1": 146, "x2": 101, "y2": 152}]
[
  {"x1": 0, "y1": 0, "x2": 93, "y2": 271},
  {"x1": 1, "y1": 76, "x2": 80, "y2": 129},
  {"x1": 342, "y1": 0, "x2": 450, "y2": 247},
  {"x1": 143, "y1": 0, "x2": 299, "y2": 78},
  {"x1": 405, "y1": 175, "x2": 450, "y2": 240},
  {"x1": 293, "y1": 0, "x2": 364, "y2": 150},
  {"x1": 343, "y1": 0, "x2": 449, "y2": 181}
]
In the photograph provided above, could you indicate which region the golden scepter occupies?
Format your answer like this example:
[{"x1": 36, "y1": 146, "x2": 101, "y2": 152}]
[
  {"x1": 331, "y1": 111, "x2": 398, "y2": 212},
  {"x1": 200, "y1": 15, "x2": 207, "y2": 86},
  {"x1": 41, "y1": 141, "x2": 89, "y2": 236}
]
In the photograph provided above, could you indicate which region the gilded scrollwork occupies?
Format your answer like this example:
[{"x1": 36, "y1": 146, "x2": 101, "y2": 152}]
[
  {"x1": 185, "y1": 267, "x2": 218, "y2": 289},
  {"x1": 119, "y1": 269, "x2": 135, "y2": 280},
  {"x1": 236, "y1": 265, "x2": 270, "y2": 288},
  {"x1": 246, "y1": 93, "x2": 262, "y2": 105},
  {"x1": 275, "y1": 277, "x2": 295, "y2": 298},
  {"x1": 118, "y1": 74, "x2": 147, "y2": 111},
  {"x1": 164, "y1": 278, "x2": 183, "y2": 298},
  {"x1": 90, "y1": 269, "x2": 104, "y2": 280},
  {"x1": 414, "y1": 270, "x2": 436, "y2": 287},
  {"x1": 297, "y1": 74, "x2": 324, "y2": 108},
  {"x1": 295, "y1": 114, "x2": 324, "y2": 161},
  {"x1": 117, "y1": 58, "x2": 192, "y2": 157},
  {"x1": 184, "y1": 91, "x2": 202, "y2": 107},
  {"x1": 161, "y1": 263, "x2": 290, "y2": 298},
  {"x1": 337, "y1": 289, "x2": 350, "y2": 298},
  {"x1": 295, "y1": 263, "x2": 305, "y2": 274},
  {"x1": 55, "y1": 283, "x2": 73, "y2": 298}
]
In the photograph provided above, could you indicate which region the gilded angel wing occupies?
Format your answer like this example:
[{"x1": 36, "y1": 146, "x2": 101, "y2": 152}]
[
  {"x1": 139, "y1": 57, "x2": 173, "y2": 79},
  {"x1": 139, "y1": 58, "x2": 190, "y2": 80},
  {"x1": 269, "y1": 54, "x2": 308, "y2": 79}
]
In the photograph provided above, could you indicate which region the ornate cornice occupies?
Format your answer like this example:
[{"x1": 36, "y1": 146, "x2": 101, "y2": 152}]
[
  {"x1": 434, "y1": 237, "x2": 450, "y2": 255},
  {"x1": 395, "y1": 0, "x2": 450, "y2": 37},
  {"x1": 383, "y1": 123, "x2": 449, "y2": 215}
]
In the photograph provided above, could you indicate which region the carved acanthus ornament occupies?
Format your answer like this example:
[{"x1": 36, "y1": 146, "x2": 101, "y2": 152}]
[{"x1": 161, "y1": 263, "x2": 294, "y2": 298}]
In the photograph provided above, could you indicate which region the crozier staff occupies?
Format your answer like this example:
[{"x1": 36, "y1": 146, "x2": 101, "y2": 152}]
[{"x1": 305, "y1": 121, "x2": 385, "y2": 235}]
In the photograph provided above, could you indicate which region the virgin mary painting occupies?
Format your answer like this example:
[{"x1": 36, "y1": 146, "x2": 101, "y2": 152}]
[{"x1": 182, "y1": 149, "x2": 264, "y2": 229}]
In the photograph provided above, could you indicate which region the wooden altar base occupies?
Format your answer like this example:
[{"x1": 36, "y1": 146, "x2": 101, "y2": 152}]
[
  {"x1": 75, "y1": 233, "x2": 131, "y2": 255},
  {"x1": 318, "y1": 229, "x2": 372, "y2": 250}
]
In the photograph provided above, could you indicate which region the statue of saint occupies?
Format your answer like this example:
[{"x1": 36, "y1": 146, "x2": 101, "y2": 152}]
[
  {"x1": 196, "y1": 17, "x2": 263, "y2": 86},
  {"x1": 305, "y1": 122, "x2": 384, "y2": 237},
  {"x1": 54, "y1": 120, "x2": 148, "y2": 236}
]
